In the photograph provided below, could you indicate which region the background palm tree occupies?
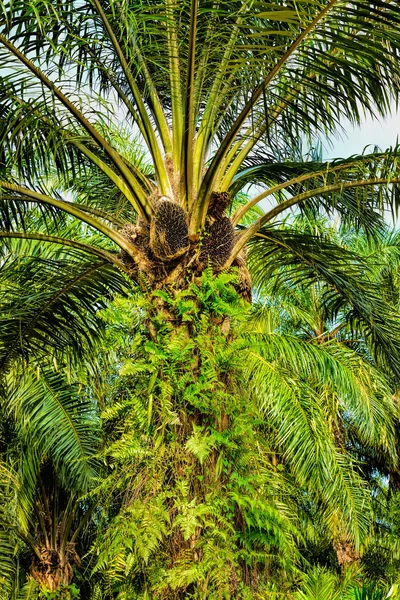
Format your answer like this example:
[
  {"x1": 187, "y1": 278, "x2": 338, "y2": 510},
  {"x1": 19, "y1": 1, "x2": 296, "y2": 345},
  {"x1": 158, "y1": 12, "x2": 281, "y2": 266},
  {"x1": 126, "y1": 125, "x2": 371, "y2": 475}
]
[{"x1": 0, "y1": 363, "x2": 101, "y2": 597}]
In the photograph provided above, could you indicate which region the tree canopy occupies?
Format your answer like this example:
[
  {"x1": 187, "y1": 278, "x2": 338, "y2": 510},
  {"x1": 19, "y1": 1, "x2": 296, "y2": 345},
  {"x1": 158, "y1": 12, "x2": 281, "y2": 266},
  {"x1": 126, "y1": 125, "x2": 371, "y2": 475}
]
[{"x1": 2, "y1": 0, "x2": 400, "y2": 598}]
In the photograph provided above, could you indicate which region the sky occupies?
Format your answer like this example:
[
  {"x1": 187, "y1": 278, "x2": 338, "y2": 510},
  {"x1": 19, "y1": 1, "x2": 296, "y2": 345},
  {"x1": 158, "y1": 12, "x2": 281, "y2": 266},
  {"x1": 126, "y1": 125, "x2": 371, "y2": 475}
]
[
  {"x1": 326, "y1": 110, "x2": 400, "y2": 159},
  {"x1": 320, "y1": 109, "x2": 400, "y2": 226}
]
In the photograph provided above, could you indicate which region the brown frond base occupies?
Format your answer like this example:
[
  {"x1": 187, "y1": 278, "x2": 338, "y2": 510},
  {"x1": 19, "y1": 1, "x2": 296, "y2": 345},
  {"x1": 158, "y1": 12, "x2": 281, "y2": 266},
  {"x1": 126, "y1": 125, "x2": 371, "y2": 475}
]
[
  {"x1": 121, "y1": 219, "x2": 182, "y2": 284},
  {"x1": 30, "y1": 543, "x2": 80, "y2": 592},
  {"x1": 333, "y1": 538, "x2": 359, "y2": 568}
]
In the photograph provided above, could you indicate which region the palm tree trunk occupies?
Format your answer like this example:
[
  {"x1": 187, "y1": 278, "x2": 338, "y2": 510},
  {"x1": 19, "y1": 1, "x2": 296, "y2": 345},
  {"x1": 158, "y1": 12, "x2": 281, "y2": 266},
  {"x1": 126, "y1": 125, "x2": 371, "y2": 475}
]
[{"x1": 31, "y1": 543, "x2": 79, "y2": 592}]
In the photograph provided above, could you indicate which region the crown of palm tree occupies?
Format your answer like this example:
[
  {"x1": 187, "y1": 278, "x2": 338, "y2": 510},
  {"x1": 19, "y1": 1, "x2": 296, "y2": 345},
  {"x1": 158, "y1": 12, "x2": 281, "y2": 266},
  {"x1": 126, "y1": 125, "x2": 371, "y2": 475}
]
[{"x1": 2, "y1": 0, "x2": 400, "y2": 371}]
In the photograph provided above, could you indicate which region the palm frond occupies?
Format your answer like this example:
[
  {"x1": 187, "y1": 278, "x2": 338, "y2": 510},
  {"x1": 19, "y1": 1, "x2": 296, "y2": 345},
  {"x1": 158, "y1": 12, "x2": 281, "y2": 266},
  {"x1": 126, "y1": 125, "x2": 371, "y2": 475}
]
[
  {"x1": 245, "y1": 342, "x2": 372, "y2": 546},
  {"x1": 247, "y1": 226, "x2": 400, "y2": 376},
  {"x1": 0, "y1": 239, "x2": 130, "y2": 368},
  {"x1": 2, "y1": 1, "x2": 400, "y2": 227},
  {"x1": 4, "y1": 366, "x2": 100, "y2": 491},
  {"x1": 0, "y1": 182, "x2": 137, "y2": 258},
  {"x1": 231, "y1": 148, "x2": 400, "y2": 228}
]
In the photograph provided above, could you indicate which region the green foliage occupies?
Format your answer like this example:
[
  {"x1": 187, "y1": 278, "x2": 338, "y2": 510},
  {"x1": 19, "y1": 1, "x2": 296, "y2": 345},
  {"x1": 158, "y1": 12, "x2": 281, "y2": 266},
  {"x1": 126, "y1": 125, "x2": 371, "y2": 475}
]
[
  {"x1": 90, "y1": 272, "x2": 301, "y2": 598},
  {"x1": 247, "y1": 221, "x2": 400, "y2": 377},
  {"x1": 1, "y1": 238, "x2": 400, "y2": 595},
  {"x1": 0, "y1": 235, "x2": 130, "y2": 368},
  {"x1": 292, "y1": 567, "x2": 400, "y2": 600},
  {"x1": 40, "y1": 585, "x2": 80, "y2": 600},
  {"x1": 81, "y1": 268, "x2": 400, "y2": 598}
]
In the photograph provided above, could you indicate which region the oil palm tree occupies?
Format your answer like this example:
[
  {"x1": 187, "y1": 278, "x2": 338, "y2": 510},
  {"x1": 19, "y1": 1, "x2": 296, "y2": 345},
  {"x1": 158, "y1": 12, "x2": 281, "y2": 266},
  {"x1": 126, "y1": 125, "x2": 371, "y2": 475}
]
[
  {"x1": 3, "y1": 0, "x2": 400, "y2": 597},
  {"x1": 0, "y1": 362, "x2": 101, "y2": 598},
  {"x1": 1, "y1": 1, "x2": 400, "y2": 363}
]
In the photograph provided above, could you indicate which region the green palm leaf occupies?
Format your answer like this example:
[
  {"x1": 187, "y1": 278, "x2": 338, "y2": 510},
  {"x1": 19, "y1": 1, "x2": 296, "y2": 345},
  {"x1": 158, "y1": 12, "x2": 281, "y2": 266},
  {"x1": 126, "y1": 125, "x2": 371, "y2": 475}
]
[
  {"x1": 247, "y1": 226, "x2": 400, "y2": 376},
  {"x1": 0, "y1": 239, "x2": 130, "y2": 368},
  {"x1": 4, "y1": 366, "x2": 99, "y2": 491}
]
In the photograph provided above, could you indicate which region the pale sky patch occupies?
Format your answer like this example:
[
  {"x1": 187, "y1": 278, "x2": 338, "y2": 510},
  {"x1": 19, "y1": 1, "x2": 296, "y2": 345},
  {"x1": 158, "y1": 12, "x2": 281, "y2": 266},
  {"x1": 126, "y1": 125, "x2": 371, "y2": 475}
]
[
  {"x1": 327, "y1": 111, "x2": 400, "y2": 159},
  {"x1": 325, "y1": 110, "x2": 400, "y2": 226}
]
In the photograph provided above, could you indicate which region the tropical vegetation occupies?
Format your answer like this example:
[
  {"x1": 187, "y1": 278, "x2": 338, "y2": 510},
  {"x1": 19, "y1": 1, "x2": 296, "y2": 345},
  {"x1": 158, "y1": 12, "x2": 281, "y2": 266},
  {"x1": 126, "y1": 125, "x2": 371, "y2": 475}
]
[{"x1": 3, "y1": 0, "x2": 400, "y2": 597}]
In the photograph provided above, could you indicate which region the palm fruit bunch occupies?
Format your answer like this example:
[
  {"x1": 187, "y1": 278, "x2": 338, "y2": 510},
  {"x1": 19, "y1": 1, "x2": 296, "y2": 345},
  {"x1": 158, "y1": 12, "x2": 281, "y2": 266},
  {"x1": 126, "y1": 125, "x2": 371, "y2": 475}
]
[
  {"x1": 150, "y1": 199, "x2": 190, "y2": 260},
  {"x1": 199, "y1": 216, "x2": 235, "y2": 268},
  {"x1": 120, "y1": 198, "x2": 190, "y2": 283},
  {"x1": 120, "y1": 191, "x2": 252, "y2": 301},
  {"x1": 200, "y1": 192, "x2": 252, "y2": 302},
  {"x1": 199, "y1": 192, "x2": 234, "y2": 268}
]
